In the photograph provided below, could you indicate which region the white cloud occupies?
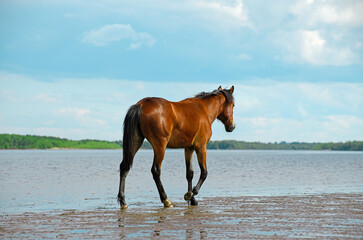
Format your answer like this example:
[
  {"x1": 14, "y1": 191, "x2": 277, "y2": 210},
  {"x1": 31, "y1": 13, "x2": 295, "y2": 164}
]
[
  {"x1": 281, "y1": 30, "x2": 359, "y2": 66},
  {"x1": 56, "y1": 107, "x2": 90, "y2": 119},
  {"x1": 297, "y1": 82, "x2": 363, "y2": 113},
  {"x1": 80, "y1": 0, "x2": 253, "y2": 34},
  {"x1": 235, "y1": 115, "x2": 363, "y2": 142},
  {"x1": 54, "y1": 107, "x2": 106, "y2": 126},
  {"x1": 235, "y1": 94, "x2": 261, "y2": 110},
  {"x1": 82, "y1": 24, "x2": 155, "y2": 49},
  {"x1": 1, "y1": 70, "x2": 362, "y2": 142},
  {"x1": 223, "y1": 80, "x2": 363, "y2": 141},
  {"x1": 189, "y1": 0, "x2": 253, "y2": 30},
  {"x1": 106, "y1": 93, "x2": 125, "y2": 103},
  {"x1": 291, "y1": 0, "x2": 363, "y2": 27},
  {"x1": 266, "y1": 0, "x2": 363, "y2": 66},
  {"x1": 242, "y1": 117, "x2": 283, "y2": 128},
  {"x1": 128, "y1": 42, "x2": 142, "y2": 50},
  {"x1": 298, "y1": 105, "x2": 308, "y2": 117},
  {"x1": 35, "y1": 93, "x2": 61, "y2": 103},
  {"x1": 324, "y1": 115, "x2": 363, "y2": 130},
  {"x1": 22, "y1": 0, "x2": 253, "y2": 31},
  {"x1": 0, "y1": 90, "x2": 19, "y2": 102},
  {"x1": 237, "y1": 53, "x2": 252, "y2": 61}
]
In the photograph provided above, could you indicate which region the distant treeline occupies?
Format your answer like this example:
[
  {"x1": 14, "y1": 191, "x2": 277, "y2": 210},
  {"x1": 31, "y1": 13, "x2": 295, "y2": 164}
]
[
  {"x1": 0, "y1": 134, "x2": 120, "y2": 149},
  {"x1": 206, "y1": 140, "x2": 363, "y2": 151},
  {"x1": 1, "y1": 134, "x2": 362, "y2": 151}
]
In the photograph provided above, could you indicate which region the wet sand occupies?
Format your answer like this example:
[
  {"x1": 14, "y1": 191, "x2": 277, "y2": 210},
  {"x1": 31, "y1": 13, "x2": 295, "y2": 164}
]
[{"x1": 1, "y1": 193, "x2": 362, "y2": 239}]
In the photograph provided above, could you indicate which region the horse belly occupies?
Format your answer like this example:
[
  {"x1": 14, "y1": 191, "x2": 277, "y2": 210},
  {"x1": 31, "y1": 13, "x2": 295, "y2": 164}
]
[{"x1": 167, "y1": 129, "x2": 194, "y2": 149}]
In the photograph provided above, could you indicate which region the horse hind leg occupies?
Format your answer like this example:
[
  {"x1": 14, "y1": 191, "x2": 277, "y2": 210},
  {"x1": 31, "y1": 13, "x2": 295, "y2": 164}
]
[{"x1": 118, "y1": 132, "x2": 144, "y2": 209}]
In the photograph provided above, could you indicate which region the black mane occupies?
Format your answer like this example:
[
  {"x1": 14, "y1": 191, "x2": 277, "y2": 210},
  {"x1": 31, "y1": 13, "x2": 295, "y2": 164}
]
[{"x1": 195, "y1": 88, "x2": 234, "y2": 103}]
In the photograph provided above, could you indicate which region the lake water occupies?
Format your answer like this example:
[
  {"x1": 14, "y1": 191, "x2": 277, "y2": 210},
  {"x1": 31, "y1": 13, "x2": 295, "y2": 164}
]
[{"x1": 1, "y1": 150, "x2": 362, "y2": 213}]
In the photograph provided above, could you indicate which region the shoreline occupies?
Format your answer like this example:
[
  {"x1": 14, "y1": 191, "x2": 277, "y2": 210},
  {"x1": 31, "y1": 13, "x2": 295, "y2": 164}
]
[
  {"x1": 2, "y1": 193, "x2": 362, "y2": 239},
  {"x1": 2, "y1": 134, "x2": 362, "y2": 151},
  {"x1": 1, "y1": 148, "x2": 363, "y2": 152},
  {"x1": 0, "y1": 148, "x2": 122, "y2": 150}
]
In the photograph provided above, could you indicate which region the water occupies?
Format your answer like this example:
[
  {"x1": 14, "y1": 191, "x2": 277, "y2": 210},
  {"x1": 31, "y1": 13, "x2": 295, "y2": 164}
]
[{"x1": 1, "y1": 150, "x2": 362, "y2": 213}]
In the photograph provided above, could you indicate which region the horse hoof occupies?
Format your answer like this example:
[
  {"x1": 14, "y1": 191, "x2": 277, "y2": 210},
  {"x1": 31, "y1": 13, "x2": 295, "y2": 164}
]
[
  {"x1": 163, "y1": 198, "x2": 173, "y2": 208},
  {"x1": 184, "y1": 191, "x2": 194, "y2": 201},
  {"x1": 121, "y1": 204, "x2": 128, "y2": 210},
  {"x1": 191, "y1": 198, "x2": 198, "y2": 206}
]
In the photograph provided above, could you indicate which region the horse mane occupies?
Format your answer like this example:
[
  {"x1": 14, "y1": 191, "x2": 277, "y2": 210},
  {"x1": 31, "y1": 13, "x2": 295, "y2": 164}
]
[{"x1": 195, "y1": 88, "x2": 234, "y2": 103}]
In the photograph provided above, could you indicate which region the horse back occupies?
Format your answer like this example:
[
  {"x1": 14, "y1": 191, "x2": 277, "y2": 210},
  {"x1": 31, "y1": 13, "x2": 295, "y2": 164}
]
[{"x1": 137, "y1": 97, "x2": 211, "y2": 148}]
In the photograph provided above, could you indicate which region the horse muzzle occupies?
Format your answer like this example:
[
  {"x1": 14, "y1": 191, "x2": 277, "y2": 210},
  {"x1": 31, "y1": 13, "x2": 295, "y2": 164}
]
[{"x1": 225, "y1": 122, "x2": 236, "y2": 132}]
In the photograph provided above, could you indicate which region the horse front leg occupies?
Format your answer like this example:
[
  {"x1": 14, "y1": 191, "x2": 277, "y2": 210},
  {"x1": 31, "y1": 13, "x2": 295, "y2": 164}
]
[
  {"x1": 184, "y1": 148, "x2": 198, "y2": 205},
  {"x1": 191, "y1": 146, "x2": 208, "y2": 205}
]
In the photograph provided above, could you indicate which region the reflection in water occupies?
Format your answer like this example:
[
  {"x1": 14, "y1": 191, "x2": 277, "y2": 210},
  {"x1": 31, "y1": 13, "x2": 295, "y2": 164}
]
[
  {"x1": 158, "y1": 215, "x2": 166, "y2": 224},
  {"x1": 152, "y1": 213, "x2": 165, "y2": 237},
  {"x1": 185, "y1": 224, "x2": 208, "y2": 239},
  {"x1": 184, "y1": 206, "x2": 208, "y2": 239},
  {"x1": 117, "y1": 215, "x2": 125, "y2": 228},
  {"x1": 115, "y1": 205, "x2": 211, "y2": 239},
  {"x1": 118, "y1": 231, "x2": 126, "y2": 240},
  {"x1": 153, "y1": 229, "x2": 160, "y2": 237},
  {"x1": 186, "y1": 228, "x2": 207, "y2": 239}
]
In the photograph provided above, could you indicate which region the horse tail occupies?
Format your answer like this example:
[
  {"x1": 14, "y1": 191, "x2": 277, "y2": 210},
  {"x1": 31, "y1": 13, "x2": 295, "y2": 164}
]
[{"x1": 120, "y1": 104, "x2": 142, "y2": 172}]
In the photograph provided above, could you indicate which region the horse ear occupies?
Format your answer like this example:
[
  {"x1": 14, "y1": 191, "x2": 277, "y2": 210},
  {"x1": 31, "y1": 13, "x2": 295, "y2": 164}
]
[
  {"x1": 229, "y1": 85, "x2": 234, "y2": 94},
  {"x1": 218, "y1": 86, "x2": 222, "y2": 90}
]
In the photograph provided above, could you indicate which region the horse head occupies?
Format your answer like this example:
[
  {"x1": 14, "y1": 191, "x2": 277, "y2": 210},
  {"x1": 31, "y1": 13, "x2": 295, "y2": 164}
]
[{"x1": 217, "y1": 86, "x2": 235, "y2": 132}]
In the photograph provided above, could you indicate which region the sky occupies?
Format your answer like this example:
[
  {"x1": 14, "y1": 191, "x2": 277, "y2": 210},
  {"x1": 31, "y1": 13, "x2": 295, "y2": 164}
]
[{"x1": 0, "y1": 0, "x2": 362, "y2": 142}]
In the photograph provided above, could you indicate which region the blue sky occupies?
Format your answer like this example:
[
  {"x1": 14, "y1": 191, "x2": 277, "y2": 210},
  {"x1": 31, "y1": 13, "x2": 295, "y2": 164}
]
[{"x1": 0, "y1": 0, "x2": 362, "y2": 142}]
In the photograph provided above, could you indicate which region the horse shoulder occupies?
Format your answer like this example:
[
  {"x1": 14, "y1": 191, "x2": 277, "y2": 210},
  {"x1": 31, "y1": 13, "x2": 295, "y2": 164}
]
[{"x1": 172, "y1": 101, "x2": 212, "y2": 145}]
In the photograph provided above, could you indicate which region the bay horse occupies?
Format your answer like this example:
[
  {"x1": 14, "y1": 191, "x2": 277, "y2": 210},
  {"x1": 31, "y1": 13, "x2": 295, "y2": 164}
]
[{"x1": 117, "y1": 86, "x2": 235, "y2": 209}]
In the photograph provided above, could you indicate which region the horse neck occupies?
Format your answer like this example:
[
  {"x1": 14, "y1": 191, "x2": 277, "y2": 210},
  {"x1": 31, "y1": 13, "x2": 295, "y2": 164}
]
[{"x1": 202, "y1": 95, "x2": 225, "y2": 123}]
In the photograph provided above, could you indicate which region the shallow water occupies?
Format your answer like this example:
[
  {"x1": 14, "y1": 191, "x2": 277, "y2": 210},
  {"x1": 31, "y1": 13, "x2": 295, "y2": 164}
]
[
  {"x1": 0, "y1": 150, "x2": 362, "y2": 213},
  {"x1": 2, "y1": 193, "x2": 363, "y2": 239}
]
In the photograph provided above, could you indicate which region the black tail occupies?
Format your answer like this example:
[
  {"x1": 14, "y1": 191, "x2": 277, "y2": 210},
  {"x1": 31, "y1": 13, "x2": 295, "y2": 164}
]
[{"x1": 121, "y1": 104, "x2": 142, "y2": 172}]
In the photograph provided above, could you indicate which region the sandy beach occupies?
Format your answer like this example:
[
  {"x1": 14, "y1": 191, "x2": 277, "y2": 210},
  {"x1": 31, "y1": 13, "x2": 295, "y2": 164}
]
[{"x1": 1, "y1": 193, "x2": 362, "y2": 239}]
